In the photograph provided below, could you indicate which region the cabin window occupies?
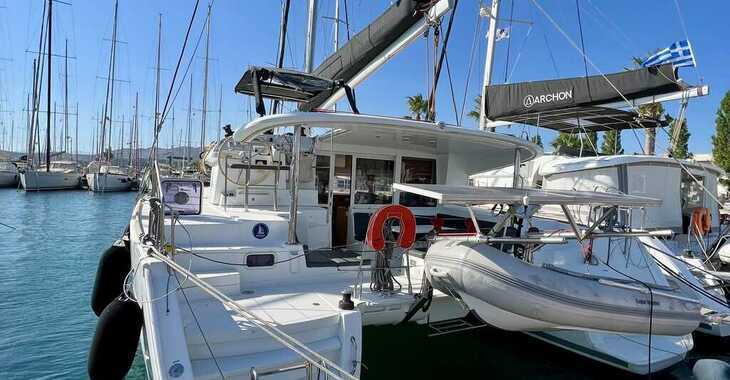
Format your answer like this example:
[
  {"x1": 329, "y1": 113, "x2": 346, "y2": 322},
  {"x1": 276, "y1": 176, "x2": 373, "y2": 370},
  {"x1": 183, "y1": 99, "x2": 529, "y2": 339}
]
[
  {"x1": 400, "y1": 157, "x2": 436, "y2": 207},
  {"x1": 354, "y1": 158, "x2": 394, "y2": 204},
  {"x1": 681, "y1": 172, "x2": 705, "y2": 212},
  {"x1": 316, "y1": 155, "x2": 330, "y2": 204},
  {"x1": 246, "y1": 254, "x2": 275, "y2": 267}
]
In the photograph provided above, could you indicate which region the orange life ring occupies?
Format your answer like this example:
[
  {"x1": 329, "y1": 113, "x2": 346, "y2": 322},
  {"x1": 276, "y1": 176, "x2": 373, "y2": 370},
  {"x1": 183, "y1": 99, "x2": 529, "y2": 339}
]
[
  {"x1": 365, "y1": 205, "x2": 417, "y2": 251},
  {"x1": 691, "y1": 207, "x2": 712, "y2": 235}
]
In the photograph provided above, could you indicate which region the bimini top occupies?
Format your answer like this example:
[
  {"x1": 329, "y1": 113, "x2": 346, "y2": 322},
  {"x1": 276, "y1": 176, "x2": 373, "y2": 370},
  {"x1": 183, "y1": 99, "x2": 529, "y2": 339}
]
[
  {"x1": 484, "y1": 64, "x2": 681, "y2": 132},
  {"x1": 393, "y1": 183, "x2": 661, "y2": 207},
  {"x1": 537, "y1": 154, "x2": 724, "y2": 177},
  {"x1": 232, "y1": 112, "x2": 542, "y2": 174}
]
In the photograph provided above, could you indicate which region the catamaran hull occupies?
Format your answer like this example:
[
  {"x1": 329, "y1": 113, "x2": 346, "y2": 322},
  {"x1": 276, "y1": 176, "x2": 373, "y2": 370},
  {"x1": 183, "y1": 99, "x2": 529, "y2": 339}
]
[
  {"x1": 20, "y1": 170, "x2": 80, "y2": 191},
  {"x1": 87, "y1": 173, "x2": 134, "y2": 192},
  {"x1": 0, "y1": 171, "x2": 17, "y2": 187},
  {"x1": 425, "y1": 240, "x2": 702, "y2": 336},
  {"x1": 527, "y1": 330, "x2": 691, "y2": 375}
]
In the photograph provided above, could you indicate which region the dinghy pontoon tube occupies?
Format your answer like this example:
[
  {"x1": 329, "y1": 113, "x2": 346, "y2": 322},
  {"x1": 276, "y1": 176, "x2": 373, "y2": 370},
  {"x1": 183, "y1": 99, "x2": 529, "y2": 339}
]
[{"x1": 394, "y1": 184, "x2": 703, "y2": 336}]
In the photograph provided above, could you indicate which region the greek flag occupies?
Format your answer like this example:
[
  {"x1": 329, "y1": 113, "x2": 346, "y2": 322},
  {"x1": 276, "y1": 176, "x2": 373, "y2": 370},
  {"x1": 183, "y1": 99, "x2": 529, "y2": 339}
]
[{"x1": 641, "y1": 40, "x2": 696, "y2": 68}]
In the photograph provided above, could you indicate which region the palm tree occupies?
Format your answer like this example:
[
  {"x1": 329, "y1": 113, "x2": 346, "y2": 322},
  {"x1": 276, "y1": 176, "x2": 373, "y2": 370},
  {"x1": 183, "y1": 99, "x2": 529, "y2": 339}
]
[
  {"x1": 632, "y1": 56, "x2": 665, "y2": 155},
  {"x1": 406, "y1": 94, "x2": 428, "y2": 121},
  {"x1": 467, "y1": 95, "x2": 482, "y2": 121}
]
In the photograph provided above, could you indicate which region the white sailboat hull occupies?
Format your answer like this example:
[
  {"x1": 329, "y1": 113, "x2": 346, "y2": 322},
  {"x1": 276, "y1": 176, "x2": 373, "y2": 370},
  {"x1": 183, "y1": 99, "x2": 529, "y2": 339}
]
[
  {"x1": 87, "y1": 172, "x2": 133, "y2": 192},
  {"x1": 20, "y1": 170, "x2": 80, "y2": 190},
  {"x1": 0, "y1": 170, "x2": 17, "y2": 187}
]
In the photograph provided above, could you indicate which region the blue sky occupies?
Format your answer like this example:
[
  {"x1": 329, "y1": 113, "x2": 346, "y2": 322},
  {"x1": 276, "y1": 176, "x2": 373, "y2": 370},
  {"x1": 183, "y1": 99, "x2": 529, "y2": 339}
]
[{"x1": 0, "y1": 0, "x2": 727, "y2": 156}]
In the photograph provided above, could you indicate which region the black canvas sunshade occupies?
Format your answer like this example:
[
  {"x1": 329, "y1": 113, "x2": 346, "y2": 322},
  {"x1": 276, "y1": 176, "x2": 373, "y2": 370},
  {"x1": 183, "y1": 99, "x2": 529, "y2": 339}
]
[
  {"x1": 499, "y1": 106, "x2": 667, "y2": 133},
  {"x1": 235, "y1": 67, "x2": 334, "y2": 102},
  {"x1": 485, "y1": 64, "x2": 683, "y2": 120},
  {"x1": 234, "y1": 67, "x2": 359, "y2": 115}
]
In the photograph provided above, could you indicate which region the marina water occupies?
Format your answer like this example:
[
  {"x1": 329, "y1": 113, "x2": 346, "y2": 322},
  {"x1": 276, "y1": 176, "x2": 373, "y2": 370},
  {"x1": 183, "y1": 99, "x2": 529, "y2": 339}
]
[{"x1": 0, "y1": 188, "x2": 726, "y2": 379}]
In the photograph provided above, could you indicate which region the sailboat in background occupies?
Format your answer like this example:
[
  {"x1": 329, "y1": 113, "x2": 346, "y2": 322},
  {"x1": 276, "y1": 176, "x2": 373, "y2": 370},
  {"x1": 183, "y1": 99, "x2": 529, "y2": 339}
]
[
  {"x1": 0, "y1": 158, "x2": 17, "y2": 187},
  {"x1": 20, "y1": 0, "x2": 82, "y2": 191},
  {"x1": 86, "y1": 0, "x2": 134, "y2": 193}
]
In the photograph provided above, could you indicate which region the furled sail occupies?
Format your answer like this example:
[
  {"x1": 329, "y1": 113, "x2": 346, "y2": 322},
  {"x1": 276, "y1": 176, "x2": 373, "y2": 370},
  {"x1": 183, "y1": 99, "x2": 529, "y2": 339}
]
[
  {"x1": 234, "y1": 0, "x2": 451, "y2": 114},
  {"x1": 301, "y1": 0, "x2": 439, "y2": 111}
]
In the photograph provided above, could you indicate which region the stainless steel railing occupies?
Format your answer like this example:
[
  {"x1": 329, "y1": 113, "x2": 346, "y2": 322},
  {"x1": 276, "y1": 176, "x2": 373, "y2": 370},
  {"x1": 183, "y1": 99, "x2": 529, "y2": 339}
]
[{"x1": 136, "y1": 160, "x2": 356, "y2": 380}]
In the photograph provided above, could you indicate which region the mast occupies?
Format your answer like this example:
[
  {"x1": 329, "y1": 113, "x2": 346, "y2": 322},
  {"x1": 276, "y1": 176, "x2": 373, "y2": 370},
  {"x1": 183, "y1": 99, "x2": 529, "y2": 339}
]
[
  {"x1": 99, "y1": 0, "x2": 118, "y2": 162},
  {"x1": 129, "y1": 93, "x2": 136, "y2": 169},
  {"x1": 332, "y1": 0, "x2": 339, "y2": 111},
  {"x1": 171, "y1": 108, "x2": 175, "y2": 169},
  {"x1": 107, "y1": 2, "x2": 118, "y2": 162},
  {"x1": 271, "y1": 0, "x2": 291, "y2": 114},
  {"x1": 153, "y1": 13, "x2": 162, "y2": 159},
  {"x1": 64, "y1": 39, "x2": 69, "y2": 157},
  {"x1": 216, "y1": 85, "x2": 222, "y2": 141},
  {"x1": 75, "y1": 102, "x2": 78, "y2": 162},
  {"x1": 304, "y1": 0, "x2": 317, "y2": 73},
  {"x1": 479, "y1": 0, "x2": 500, "y2": 132},
  {"x1": 45, "y1": 0, "x2": 52, "y2": 171},
  {"x1": 186, "y1": 74, "x2": 193, "y2": 169},
  {"x1": 120, "y1": 114, "x2": 124, "y2": 166},
  {"x1": 334, "y1": 0, "x2": 340, "y2": 51},
  {"x1": 26, "y1": 92, "x2": 31, "y2": 160},
  {"x1": 133, "y1": 92, "x2": 139, "y2": 174},
  {"x1": 200, "y1": 3, "x2": 211, "y2": 154}
]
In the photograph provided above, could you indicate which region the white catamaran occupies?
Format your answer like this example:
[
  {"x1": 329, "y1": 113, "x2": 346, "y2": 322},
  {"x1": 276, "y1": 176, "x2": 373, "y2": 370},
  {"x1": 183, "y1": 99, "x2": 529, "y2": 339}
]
[{"x1": 87, "y1": 1, "x2": 713, "y2": 378}]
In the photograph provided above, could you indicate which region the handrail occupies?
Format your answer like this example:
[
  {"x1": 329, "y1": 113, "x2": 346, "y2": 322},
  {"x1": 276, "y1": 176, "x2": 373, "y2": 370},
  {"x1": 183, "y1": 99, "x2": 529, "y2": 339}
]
[
  {"x1": 136, "y1": 160, "x2": 355, "y2": 380},
  {"x1": 144, "y1": 245, "x2": 356, "y2": 380}
]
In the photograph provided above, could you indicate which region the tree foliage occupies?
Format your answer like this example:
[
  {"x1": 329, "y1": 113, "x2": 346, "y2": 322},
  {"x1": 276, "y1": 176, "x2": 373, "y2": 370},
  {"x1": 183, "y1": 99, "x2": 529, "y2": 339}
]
[
  {"x1": 551, "y1": 132, "x2": 598, "y2": 155},
  {"x1": 530, "y1": 134, "x2": 543, "y2": 148},
  {"x1": 468, "y1": 95, "x2": 482, "y2": 121},
  {"x1": 632, "y1": 56, "x2": 665, "y2": 154},
  {"x1": 601, "y1": 130, "x2": 623, "y2": 155},
  {"x1": 666, "y1": 114, "x2": 691, "y2": 159},
  {"x1": 406, "y1": 94, "x2": 428, "y2": 121},
  {"x1": 712, "y1": 91, "x2": 730, "y2": 183}
]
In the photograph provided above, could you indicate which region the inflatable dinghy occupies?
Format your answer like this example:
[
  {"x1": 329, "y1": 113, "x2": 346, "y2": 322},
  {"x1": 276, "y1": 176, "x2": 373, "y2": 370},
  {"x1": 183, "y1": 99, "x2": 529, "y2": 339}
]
[{"x1": 426, "y1": 239, "x2": 702, "y2": 336}]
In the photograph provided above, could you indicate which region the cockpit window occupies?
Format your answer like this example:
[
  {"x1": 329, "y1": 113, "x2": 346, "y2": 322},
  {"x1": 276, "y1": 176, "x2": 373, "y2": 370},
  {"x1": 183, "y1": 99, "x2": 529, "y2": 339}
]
[
  {"x1": 354, "y1": 158, "x2": 394, "y2": 204},
  {"x1": 399, "y1": 157, "x2": 436, "y2": 207}
]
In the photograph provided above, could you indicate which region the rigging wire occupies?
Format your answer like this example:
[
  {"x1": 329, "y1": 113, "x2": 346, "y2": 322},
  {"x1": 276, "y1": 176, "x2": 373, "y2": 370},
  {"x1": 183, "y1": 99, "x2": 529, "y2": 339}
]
[
  {"x1": 504, "y1": 24, "x2": 534, "y2": 83},
  {"x1": 542, "y1": 32, "x2": 560, "y2": 77},
  {"x1": 502, "y1": 0, "x2": 514, "y2": 83},
  {"x1": 530, "y1": 0, "x2": 723, "y2": 214},
  {"x1": 584, "y1": 0, "x2": 639, "y2": 55},
  {"x1": 444, "y1": 52, "x2": 460, "y2": 124},
  {"x1": 528, "y1": 0, "x2": 650, "y2": 155},
  {"x1": 458, "y1": 0, "x2": 483, "y2": 124},
  {"x1": 174, "y1": 273, "x2": 226, "y2": 380},
  {"x1": 575, "y1": 0, "x2": 589, "y2": 79},
  {"x1": 148, "y1": 0, "x2": 205, "y2": 162},
  {"x1": 673, "y1": 0, "x2": 701, "y2": 83}
]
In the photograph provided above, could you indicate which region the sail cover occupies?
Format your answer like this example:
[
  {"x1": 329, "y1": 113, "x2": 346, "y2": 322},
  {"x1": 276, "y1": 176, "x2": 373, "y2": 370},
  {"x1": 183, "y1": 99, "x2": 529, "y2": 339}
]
[
  {"x1": 485, "y1": 64, "x2": 684, "y2": 121},
  {"x1": 234, "y1": 1, "x2": 439, "y2": 114},
  {"x1": 301, "y1": 0, "x2": 436, "y2": 111}
]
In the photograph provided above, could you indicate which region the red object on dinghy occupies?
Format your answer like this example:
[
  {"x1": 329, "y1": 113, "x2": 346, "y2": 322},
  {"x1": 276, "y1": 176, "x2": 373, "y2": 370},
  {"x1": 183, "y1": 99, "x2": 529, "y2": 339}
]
[{"x1": 366, "y1": 205, "x2": 417, "y2": 251}]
